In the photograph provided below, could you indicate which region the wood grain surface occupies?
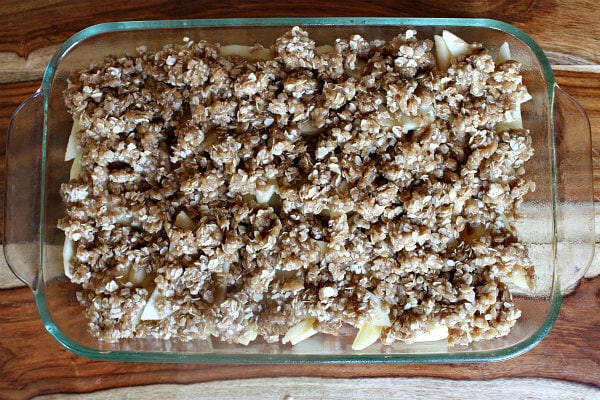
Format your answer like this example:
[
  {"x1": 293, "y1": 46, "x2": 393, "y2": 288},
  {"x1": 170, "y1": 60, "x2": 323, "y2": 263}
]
[
  {"x1": 29, "y1": 377, "x2": 600, "y2": 400},
  {"x1": 1, "y1": 1, "x2": 599, "y2": 399}
]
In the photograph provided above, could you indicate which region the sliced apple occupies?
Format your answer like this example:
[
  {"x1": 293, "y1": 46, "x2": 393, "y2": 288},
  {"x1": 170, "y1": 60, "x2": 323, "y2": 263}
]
[
  {"x1": 365, "y1": 291, "x2": 392, "y2": 327},
  {"x1": 401, "y1": 114, "x2": 419, "y2": 131},
  {"x1": 351, "y1": 293, "x2": 392, "y2": 350},
  {"x1": 412, "y1": 323, "x2": 449, "y2": 343},
  {"x1": 508, "y1": 265, "x2": 532, "y2": 291},
  {"x1": 256, "y1": 184, "x2": 277, "y2": 205},
  {"x1": 128, "y1": 266, "x2": 147, "y2": 286},
  {"x1": 63, "y1": 236, "x2": 75, "y2": 279},
  {"x1": 69, "y1": 152, "x2": 82, "y2": 180},
  {"x1": 495, "y1": 87, "x2": 531, "y2": 132},
  {"x1": 496, "y1": 103, "x2": 523, "y2": 131},
  {"x1": 219, "y1": 45, "x2": 273, "y2": 61},
  {"x1": 213, "y1": 282, "x2": 227, "y2": 305},
  {"x1": 174, "y1": 210, "x2": 195, "y2": 230},
  {"x1": 314, "y1": 45, "x2": 334, "y2": 55},
  {"x1": 237, "y1": 325, "x2": 258, "y2": 346},
  {"x1": 319, "y1": 207, "x2": 344, "y2": 218},
  {"x1": 442, "y1": 30, "x2": 471, "y2": 59},
  {"x1": 434, "y1": 34, "x2": 451, "y2": 71},
  {"x1": 298, "y1": 121, "x2": 325, "y2": 136},
  {"x1": 140, "y1": 286, "x2": 174, "y2": 321},
  {"x1": 496, "y1": 42, "x2": 511, "y2": 64},
  {"x1": 352, "y1": 322, "x2": 382, "y2": 351},
  {"x1": 140, "y1": 286, "x2": 161, "y2": 321},
  {"x1": 380, "y1": 113, "x2": 420, "y2": 131},
  {"x1": 65, "y1": 120, "x2": 81, "y2": 161},
  {"x1": 282, "y1": 317, "x2": 318, "y2": 345}
]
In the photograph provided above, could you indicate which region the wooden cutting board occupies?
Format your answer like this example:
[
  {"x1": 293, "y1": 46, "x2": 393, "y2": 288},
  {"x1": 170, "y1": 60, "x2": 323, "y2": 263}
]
[{"x1": 1, "y1": 1, "x2": 599, "y2": 399}]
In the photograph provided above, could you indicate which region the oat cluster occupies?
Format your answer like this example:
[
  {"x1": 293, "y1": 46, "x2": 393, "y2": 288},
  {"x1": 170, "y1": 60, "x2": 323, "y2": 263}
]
[{"x1": 60, "y1": 27, "x2": 534, "y2": 346}]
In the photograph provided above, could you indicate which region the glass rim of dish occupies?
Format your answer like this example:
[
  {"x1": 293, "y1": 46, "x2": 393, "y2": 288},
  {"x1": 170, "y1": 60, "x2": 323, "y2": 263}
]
[{"x1": 36, "y1": 17, "x2": 561, "y2": 363}]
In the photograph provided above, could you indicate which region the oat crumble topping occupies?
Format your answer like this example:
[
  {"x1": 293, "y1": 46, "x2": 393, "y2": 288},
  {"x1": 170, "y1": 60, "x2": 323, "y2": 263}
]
[{"x1": 59, "y1": 27, "x2": 535, "y2": 347}]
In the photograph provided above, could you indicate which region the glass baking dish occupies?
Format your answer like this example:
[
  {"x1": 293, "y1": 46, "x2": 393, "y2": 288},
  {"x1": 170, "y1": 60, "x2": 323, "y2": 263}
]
[{"x1": 4, "y1": 17, "x2": 595, "y2": 363}]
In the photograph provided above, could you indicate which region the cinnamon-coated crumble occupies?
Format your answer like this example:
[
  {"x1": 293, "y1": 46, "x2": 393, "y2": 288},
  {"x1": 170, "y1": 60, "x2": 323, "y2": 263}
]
[{"x1": 59, "y1": 27, "x2": 534, "y2": 348}]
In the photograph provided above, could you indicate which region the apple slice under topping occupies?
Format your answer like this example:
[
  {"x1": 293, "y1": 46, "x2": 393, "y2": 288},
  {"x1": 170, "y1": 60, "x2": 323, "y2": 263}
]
[
  {"x1": 282, "y1": 317, "x2": 318, "y2": 346},
  {"x1": 496, "y1": 41, "x2": 512, "y2": 64},
  {"x1": 174, "y1": 210, "x2": 195, "y2": 231},
  {"x1": 219, "y1": 44, "x2": 273, "y2": 61},
  {"x1": 352, "y1": 322, "x2": 383, "y2": 351},
  {"x1": 255, "y1": 183, "x2": 278, "y2": 205},
  {"x1": 140, "y1": 286, "x2": 176, "y2": 321},
  {"x1": 412, "y1": 323, "x2": 449, "y2": 343},
  {"x1": 65, "y1": 120, "x2": 81, "y2": 161},
  {"x1": 434, "y1": 34, "x2": 451, "y2": 71},
  {"x1": 442, "y1": 30, "x2": 472, "y2": 60},
  {"x1": 63, "y1": 236, "x2": 75, "y2": 279},
  {"x1": 237, "y1": 324, "x2": 259, "y2": 346}
]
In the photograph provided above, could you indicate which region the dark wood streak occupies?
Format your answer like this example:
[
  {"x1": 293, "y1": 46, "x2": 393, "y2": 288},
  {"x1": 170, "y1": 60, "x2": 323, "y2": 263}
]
[
  {"x1": 0, "y1": 278, "x2": 598, "y2": 399},
  {"x1": 0, "y1": 1, "x2": 599, "y2": 63}
]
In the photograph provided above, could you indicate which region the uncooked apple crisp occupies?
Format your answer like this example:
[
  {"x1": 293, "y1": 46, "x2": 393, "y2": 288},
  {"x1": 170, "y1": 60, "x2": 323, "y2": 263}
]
[{"x1": 59, "y1": 27, "x2": 534, "y2": 349}]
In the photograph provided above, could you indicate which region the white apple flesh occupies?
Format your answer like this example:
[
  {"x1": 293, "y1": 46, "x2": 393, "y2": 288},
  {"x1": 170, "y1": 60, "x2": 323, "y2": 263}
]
[
  {"x1": 434, "y1": 34, "x2": 451, "y2": 70},
  {"x1": 219, "y1": 45, "x2": 273, "y2": 61},
  {"x1": 128, "y1": 266, "x2": 147, "y2": 287},
  {"x1": 352, "y1": 322, "x2": 382, "y2": 350},
  {"x1": 496, "y1": 41, "x2": 512, "y2": 64},
  {"x1": 496, "y1": 103, "x2": 523, "y2": 131},
  {"x1": 282, "y1": 317, "x2": 318, "y2": 345},
  {"x1": 442, "y1": 30, "x2": 471, "y2": 59},
  {"x1": 412, "y1": 324, "x2": 449, "y2": 343},
  {"x1": 237, "y1": 326, "x2": 258, "y2": 346},
  {"x1": 140, "y1": 286, "x2": 175, "y2": 321},
  {"x1": 69, "y1": 152, "x2": 82, "y2": 180},
  {"x1": 64, "y1": 121, "x2": 81, "y2": 161},
  {"x1": 509, "y1": 265, "x2": 531, "y2": 291},
  {"x1": 63, "y1": 236, "x2": 74, "y2": 279},
  {"x1": 255, "y1": 184, "x2": 277, "y2": 205},
  {"x1": 365, "y1": 291, "x2": 392, "y2": 327}
]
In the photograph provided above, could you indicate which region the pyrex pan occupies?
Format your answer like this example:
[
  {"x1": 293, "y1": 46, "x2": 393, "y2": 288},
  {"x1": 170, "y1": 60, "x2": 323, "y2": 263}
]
[{"x1": 4, "y1": 18, "x2": 595, "y2": 363}]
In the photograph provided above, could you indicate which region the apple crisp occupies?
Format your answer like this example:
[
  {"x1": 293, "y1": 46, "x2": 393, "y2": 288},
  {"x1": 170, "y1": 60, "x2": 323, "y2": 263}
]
[{"x1": 59, "y1": 27, "x2": 535, "y2": 349}]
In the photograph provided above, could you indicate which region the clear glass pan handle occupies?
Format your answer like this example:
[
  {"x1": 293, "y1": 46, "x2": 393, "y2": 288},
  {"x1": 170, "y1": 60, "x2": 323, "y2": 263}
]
[
  {"x1": 3, "y1": 89, "x2": 43, "y2": 291},
  {"x1": 553, "y1": 86, "x2": 595, "y2": 294}
]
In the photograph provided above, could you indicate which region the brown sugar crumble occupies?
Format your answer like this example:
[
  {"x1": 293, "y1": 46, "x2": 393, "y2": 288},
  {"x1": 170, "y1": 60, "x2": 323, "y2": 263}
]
[{"x1": 59, "y1": 27, "x2": 535, "y2": 347}]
